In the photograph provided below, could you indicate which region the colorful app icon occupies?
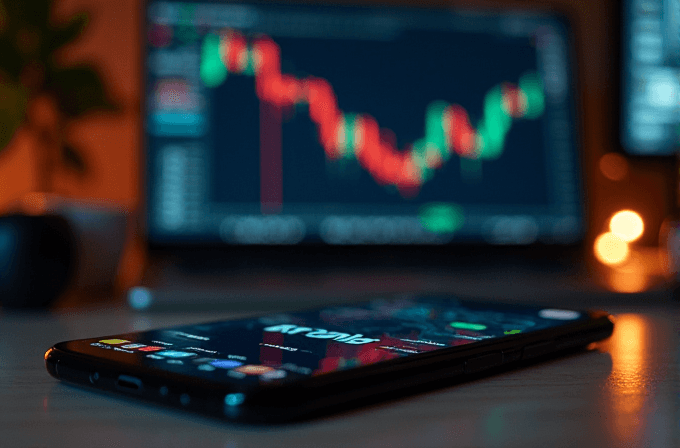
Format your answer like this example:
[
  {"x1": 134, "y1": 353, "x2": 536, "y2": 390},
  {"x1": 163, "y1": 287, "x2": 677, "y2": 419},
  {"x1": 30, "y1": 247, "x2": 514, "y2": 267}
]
[
  {"x1": 260, "y1": 369, "x2": 287, "y2": 380},
  {"x1": 228, "y1": 370, "x2": 247, "y2": 379},
  {"x1": 138, "y1": 346, "x2": 163, "y2": 352},
  {"x1": 121, "y1": 344, "x2": 146, "y2": 349},
  {"x1": 210, "y1": 360, "x2": 243, "y2": 370},
  {"x1": 99, "y1": 339, "x2": 130, "y2": 345},
  {"x1": 504, "y1": 329, "x2": 522, "y2": 335},
  {"x1": 538, "y1": 309, "x2": 581, "y2": 320},
  {"x1": 449, "y1": 322, "x2": 487, "y2": 331},
  {"x1": 198, "y1": 364, "x2": 216, "y2": 371},
  {"x1": 233, "y1": 365, "x2": 274, "y2": 376},
  {"x1": 156, "y1": 350, "x2": 196, "y2": 358}
]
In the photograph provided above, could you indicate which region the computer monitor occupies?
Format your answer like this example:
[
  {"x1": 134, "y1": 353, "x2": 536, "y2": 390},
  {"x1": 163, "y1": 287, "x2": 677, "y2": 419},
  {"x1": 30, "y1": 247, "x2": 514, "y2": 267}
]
[
  {"x1": 621, "y1": 0, "x2": 680, "y2": 155},
  {"x1": 143, "y1": 1, "x2": 582, "y2": 248}
]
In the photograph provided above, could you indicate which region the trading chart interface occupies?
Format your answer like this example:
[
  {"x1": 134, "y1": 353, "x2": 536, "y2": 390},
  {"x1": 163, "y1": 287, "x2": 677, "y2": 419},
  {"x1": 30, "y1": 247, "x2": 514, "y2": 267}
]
[
  {"x1": 621, "y1": 0, "x2": 680, "y2": 155},
  {"x1": 145, "y1": 1, "x2": 581, "y2": 246}
]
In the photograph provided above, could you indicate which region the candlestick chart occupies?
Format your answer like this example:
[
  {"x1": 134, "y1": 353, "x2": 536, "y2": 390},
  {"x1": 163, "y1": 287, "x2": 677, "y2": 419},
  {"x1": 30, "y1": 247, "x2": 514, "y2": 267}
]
[{"x1": 200, "y1": 30, "x2": 545, "y2": 198}]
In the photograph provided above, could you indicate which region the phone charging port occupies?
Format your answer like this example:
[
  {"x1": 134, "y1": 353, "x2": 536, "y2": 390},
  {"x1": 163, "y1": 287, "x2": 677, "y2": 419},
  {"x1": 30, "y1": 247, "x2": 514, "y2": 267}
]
[{"x1": 116, "y1": 375, "x2": 143, "y2": 393}]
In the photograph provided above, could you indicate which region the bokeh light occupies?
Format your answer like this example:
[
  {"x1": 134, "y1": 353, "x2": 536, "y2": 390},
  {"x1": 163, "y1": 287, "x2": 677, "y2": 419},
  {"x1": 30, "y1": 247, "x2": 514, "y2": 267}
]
[
  {"x1": 609, "y1": 210, "x2": 644, "y2": 242},
  {"x1": 603, "y1": 314, "x2": 650, "y2": 442},
  {"x1": 608, "y1": 270, "x2": 647, "y2": 293},
  {"x1": 607, "y1": 255, "x2": 648, "y2": 293},
  {"x1": 594, "y1": 232, "x2": 630, "y2": 265},
  {"x1": 599, "y1": 152, "x2": 629, "y2": 181}
]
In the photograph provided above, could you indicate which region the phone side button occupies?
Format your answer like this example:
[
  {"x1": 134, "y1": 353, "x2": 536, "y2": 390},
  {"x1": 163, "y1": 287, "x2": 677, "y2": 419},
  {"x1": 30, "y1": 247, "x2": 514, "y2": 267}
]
[
  {"x1": 464, "y1": 352, "x2": 503, "y2": 374},
  {"x1": 522, "y1": 341, "x2": 556, "y2": 360}
]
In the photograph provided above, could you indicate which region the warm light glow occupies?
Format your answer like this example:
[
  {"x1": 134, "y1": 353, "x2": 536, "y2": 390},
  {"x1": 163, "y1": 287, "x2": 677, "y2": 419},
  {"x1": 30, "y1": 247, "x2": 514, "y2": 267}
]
[
  {"x1": 608, "y1": 269, "x2": 647, "y2": 293},
  {"x1": 609, "y1": 210, "x2": 644, "y2": 242},
  {"x1": 599, "y1": 152, "x2": 629, "y2": 181},
  {"x1": 594, "y1": 232, "x2": 630, "y2": 265},
  {"x1": 603, "y1": 314, "x2": 650, "y2": 442},
  {"x1": 604, "y1": 249, "x2": 658, "y2": 293}
]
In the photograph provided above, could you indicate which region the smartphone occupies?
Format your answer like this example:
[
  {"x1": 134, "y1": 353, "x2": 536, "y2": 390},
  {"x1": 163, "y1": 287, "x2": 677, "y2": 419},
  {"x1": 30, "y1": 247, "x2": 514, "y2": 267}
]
[{"x1": 45, "y1": 295, "x2": 613, "y2": 423}]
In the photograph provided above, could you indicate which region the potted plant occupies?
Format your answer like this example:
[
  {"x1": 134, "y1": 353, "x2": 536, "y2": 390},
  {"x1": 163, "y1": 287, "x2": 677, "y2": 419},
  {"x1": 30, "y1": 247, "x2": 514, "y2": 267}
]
[
  {"x1": 0, "y1": 0, "x2": 122, "y2": 307},
  {"x1": 0, "y1": 0, "x2": 119, "y2": 189}
]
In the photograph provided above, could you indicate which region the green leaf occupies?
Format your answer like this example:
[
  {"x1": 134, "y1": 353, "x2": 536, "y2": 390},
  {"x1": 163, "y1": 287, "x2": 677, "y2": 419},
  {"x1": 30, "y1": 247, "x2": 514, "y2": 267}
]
[
  {"x1": 0, "y1": 81, "x2": 28, "y2": 151},
  {"x1": 1, "y1": 0, "x2": 52, "y2": 29},
  {"x1": 0, "y1": 1, "x2": 7, "y2": 33},
  {"x1": 48, "y1": 65, "x2": 119, "y2": 118},
  {"x1": 44, "y1": 12, "x2": 88, "y2": 56},
  {"x1": 0, "y1": 35, "x2": 23, "y2": 82},
  {"x1": 61, "y1": 142, "x2": 86, "y2": 173}
]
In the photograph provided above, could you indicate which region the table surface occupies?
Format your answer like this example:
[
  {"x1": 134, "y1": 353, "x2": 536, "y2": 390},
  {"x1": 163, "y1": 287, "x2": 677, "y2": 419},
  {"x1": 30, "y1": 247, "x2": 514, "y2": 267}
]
[{"x1": 2, "y1": 295, "x2": 679, "y2": 448}]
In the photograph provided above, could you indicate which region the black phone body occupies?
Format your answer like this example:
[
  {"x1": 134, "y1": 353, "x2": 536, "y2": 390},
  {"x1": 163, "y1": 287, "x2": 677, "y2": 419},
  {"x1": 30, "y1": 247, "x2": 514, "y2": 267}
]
[{"x1": 45, "y1": 296, "x2": 613, "y2": 423}]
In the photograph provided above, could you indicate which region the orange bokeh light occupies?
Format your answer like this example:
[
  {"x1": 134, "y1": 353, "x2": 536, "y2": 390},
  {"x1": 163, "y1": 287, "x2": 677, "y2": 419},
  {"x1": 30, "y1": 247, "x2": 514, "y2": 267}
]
[
  {"x1": 603, "y1": 314, "x2": 650, "y2": 442},
  {"x1": 594, "y1": 232, "x2": 630, "y2": 265},
  {"x1": 599, "y1": 152, "x2": 629, "y2": 181},
  {"x1": 609, "y1": 210, "x2": 644, "y2": 242},
  {"x1": 608, "y1": 266, "x2": 647, "y2": 293}
]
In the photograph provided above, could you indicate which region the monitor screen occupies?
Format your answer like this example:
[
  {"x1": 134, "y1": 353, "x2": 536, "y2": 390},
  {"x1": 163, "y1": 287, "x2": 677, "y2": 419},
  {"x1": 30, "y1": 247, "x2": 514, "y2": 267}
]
[
  {"x1": 144, "y1": 1, "x2": 582, "y2": 246},
  {"x1": 621, "y1": 0, "x2": 680, "y2": 155}
]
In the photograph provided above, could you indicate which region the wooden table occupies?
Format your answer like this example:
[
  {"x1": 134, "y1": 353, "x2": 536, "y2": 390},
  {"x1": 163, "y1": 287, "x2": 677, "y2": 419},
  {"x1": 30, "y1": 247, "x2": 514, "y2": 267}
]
[{"x1": 2, "y1": 296, "x2": 678, "y2": 448}]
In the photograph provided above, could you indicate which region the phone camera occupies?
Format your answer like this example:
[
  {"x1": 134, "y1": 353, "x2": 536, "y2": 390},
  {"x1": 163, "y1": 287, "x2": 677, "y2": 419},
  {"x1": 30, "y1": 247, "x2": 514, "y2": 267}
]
[{"x1": 89, "y1": 372, "x2": 99, "y2": 384}]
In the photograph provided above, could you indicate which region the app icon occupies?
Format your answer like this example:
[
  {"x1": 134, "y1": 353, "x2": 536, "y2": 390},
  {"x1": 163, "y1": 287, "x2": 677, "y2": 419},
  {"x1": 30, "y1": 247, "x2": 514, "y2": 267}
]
[
  {"x1": 260, "y1": 369, "x2": 287, "y2": 380},
  {"x1": 210, "y1": 360, "x2": 243, "y2": 370},
  {"x1": 449, "y1": 322, "x2": 487, "y2": 331},
  {"x1": 146, "y1": 354, "x2": 163, "y2": 360},
  {"x1": 138, "y1": 346, "x2": 163, "y2": 352},
  {"x1": 233, "y1": 365, "x2": 274, "y2": 376},
  {"x1": 538, "y1": 309, "x2": 581, "y2": 320},
  {"x1": 156, "y1": 350, "x2": 196, "y2": 358},
  {"x1": 504, "y1": 329, "x2": 522, "y2": 335},
  {"x1": 99, "y1": 339, "x2": 130, "y2": 345},
  {"x1": 121, "y1": 344, "x2": 146, "y2": 349},
  {"x1": 227, "y1": 370, "x2": 247, "y2": 379},
  {"x1": 198, "y1": 364, "x2": 216, "y2": 371}
]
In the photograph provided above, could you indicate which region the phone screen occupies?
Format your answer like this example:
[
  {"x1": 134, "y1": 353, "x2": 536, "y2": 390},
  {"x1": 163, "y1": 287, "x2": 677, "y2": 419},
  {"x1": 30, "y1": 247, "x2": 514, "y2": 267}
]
[{"x1": 65, "y1": 297, "x2": 589, "y2": 386}]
